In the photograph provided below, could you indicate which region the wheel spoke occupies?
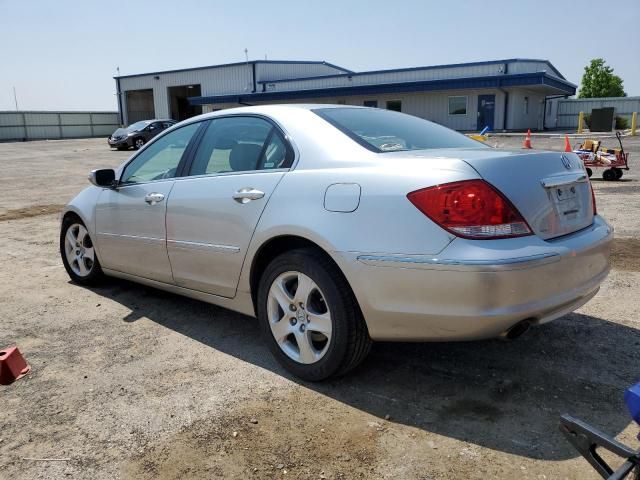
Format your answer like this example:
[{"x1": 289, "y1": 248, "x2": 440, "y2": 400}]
[
  {"x1": 307, "y1": 311, "x2": 332, "y2": 336},
  {"x1": 294, "y1": 330, "x2": 317, "y2": 364},
  {"x1": 66, "y1": 228, "x2": 77, "y2": 247},
  {"x1": 270, "y1": 281, "x2": 293, "y2": 312},
  {"x1": 77, "y1": 225, "x2": 88, "y2": 245},
  {"x1": 271, "y1": 318, "x2": 291, "y2": 343},
  {"x1": 294, "y1": 273, "x2": 314, "y2": 305},
  {"x1": 83, "y1": 247, "x2": 95, "y2": 262},
  {"x1": 77, "y1": 257, "x2": 90, "y2": 276},
  {"x1": 66, "y1": 248, "x2": 77, "y2": 267}
]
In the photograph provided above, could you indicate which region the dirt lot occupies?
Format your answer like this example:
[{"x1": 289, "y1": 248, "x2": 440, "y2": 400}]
[{"x1": 1, "y1": 134, "x2": 639, "y2": 479}]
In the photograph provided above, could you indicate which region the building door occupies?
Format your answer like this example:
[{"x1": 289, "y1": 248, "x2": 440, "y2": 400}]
[
  {"x1": 168, "y1": 84, "x2": 202, "y2": 121},
  {"x1": 477, "y1": 94, "x2": 495, "y2": 131},
  {"x1": 125, "y1": 89, "x2": 155, "y2": 124}
]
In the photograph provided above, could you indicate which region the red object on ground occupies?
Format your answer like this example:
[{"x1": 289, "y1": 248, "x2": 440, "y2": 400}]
[
  {"x1": 564, "y1": 135, "x2": 572, "y2": 152},
  {"x1": 523, "y1": 129, "x2": 532, "y2": 149},
  {"x1": 0, "y1": 346, "x2": 31, "y2": 385}
]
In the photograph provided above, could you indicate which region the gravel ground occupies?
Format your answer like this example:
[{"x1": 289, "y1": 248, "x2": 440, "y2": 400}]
[{"x1": 0, "y1": 134, "x2": 639, "y2": 479}]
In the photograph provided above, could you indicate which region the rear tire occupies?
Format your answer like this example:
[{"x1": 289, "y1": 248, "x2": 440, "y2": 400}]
[
  {"x1": 613, "y1": 168, "x2": 623, "y2": 180},
  {"x1": 256, "y1": 248, "x2": 372, "y2": 381},
  {"x1": 60, "y1": 216, "x2": 105, "y2": 286},
  {"x1": 603, "y1": 169, "x2": 616, "y2": 181},
  {"x1": 586, "y1": 167, "x2": 592, "y2": 178}
]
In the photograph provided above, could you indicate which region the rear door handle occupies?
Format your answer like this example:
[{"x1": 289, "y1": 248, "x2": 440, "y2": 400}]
[
  {"x1": 144, "y1": 192, "x2": 165, "y2": 205},
  {"x1": 233, "y1": 188, "x2": 265, "y2": 204}
]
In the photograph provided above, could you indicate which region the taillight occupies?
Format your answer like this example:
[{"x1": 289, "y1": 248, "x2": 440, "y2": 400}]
[
  {"x1": 407, "y1": 179, "x2": 532, "y2": 239},
  {"x1": 590, "y1": 182, "x2": 597, "y2": 215}
]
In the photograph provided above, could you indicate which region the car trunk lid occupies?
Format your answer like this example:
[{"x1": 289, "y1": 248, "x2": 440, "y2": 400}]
[{"x1": 390, "y1": 148, "x2": 594, "y2": 240}]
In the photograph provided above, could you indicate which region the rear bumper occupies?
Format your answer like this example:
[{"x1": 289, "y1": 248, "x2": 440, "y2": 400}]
[{"x1": 335, "y1": 216, "x2": 613, "y2": 341}]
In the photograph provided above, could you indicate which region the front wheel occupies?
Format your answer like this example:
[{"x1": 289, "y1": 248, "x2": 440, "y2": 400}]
[
  {"x1": 256, "y1": 248, "x2": 372, "y2": 381},
  {"x1": 133, "y1": 137, "x2": 145, "y2": 150},
  {"x1": 60, "y1": 217, "x2": 105, "y2": 286}
]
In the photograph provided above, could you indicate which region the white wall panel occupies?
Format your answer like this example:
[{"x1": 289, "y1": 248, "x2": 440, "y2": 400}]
[
  {"x1": 205, "y1": 89, "x2": 506, "y2": 131},
  {"x1": 61, "y1": 125, "x2": 92, "y2": 138},
  {"x1": 256, "y1": 62, "x2": 347, "y2": 82},
  {"x1": 0, "y1": 111, "x2": 119, "y2": 141},
  {"x1": 60, "y1": 113, "x2": 91, "y2": 125}
]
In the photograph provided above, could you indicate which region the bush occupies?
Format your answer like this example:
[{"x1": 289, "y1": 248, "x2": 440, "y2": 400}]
[{"x1": 615, "y1": 116, "x2": 629, "y2": 130}]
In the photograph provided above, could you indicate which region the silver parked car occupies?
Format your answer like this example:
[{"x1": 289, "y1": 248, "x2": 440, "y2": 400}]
[{"x1": 60, "y1": 105, "x2": 612, "y2": 380}]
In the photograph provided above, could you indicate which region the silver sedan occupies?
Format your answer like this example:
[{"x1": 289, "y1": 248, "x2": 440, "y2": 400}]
[{"x1": 60, "y1": 105, "x2": 612, "y2": 380}]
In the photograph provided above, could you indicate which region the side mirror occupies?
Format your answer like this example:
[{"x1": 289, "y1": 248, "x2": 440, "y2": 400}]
[{"x1": 89, "y1": 169, "x2": 116, "y2": 188}]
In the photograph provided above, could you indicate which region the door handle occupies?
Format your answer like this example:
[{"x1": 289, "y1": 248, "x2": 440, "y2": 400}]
[
  {"x1": 144, "y1": 192, "x2": 165, "y2": 205},
  {"x1": 232, "y1": 188, "x2": 265, "y2": 204}
]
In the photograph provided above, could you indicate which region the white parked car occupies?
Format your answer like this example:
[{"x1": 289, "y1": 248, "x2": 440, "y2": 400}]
[{"x1": 60, "y1": 105, "x2": 612, "y2": 380}]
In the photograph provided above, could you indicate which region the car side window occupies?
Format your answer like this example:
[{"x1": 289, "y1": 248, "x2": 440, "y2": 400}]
[
  {"x1": 162, "y1": 121, "x2": 174, "y2": 129},
  {"x1": 259, "y1": 131, "x2": 290, "y2": 170},
  {"x1": 121, "y1": 122, "x2": 200, "y2": 184},
  {"x1": 189, "y1": 117, "x2": 288, "y2": 176}
]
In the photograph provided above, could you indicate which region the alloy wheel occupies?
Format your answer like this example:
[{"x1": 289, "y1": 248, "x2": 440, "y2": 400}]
[
  {"x1": 64, "y1": 223, "x2": 95, "y2": 277},
  {"x1": 267, "y1": 271, "x2": 332, "y2": 364}
]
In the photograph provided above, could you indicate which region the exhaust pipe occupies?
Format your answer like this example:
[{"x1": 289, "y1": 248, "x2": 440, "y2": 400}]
[{"x1": 500, "y1": 319, "x2": 532, "y2": 340}]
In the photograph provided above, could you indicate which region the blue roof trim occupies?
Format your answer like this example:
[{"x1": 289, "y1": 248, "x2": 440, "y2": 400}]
[
  {"x1": 256, "y1": 58, "x2": 567, "y2": 85},
  {"x1": 114, "y1": 60, "x2": 352, "y2": 79},
  {"x1": 188, "y1": 73, "x2": 576, "y2": 105}
]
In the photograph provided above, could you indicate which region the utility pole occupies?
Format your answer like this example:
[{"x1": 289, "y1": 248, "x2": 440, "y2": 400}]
[{"x1": 13, "y1": 86, "x2": 19, "y2": 111}]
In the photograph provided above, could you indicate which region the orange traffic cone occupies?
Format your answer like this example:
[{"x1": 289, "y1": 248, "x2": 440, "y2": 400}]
[
  {"x1": 522, "y1": 129, "x2": 532, "y2": 149},
  {"x1": 564, "y1": 135, "x2": 572, "y2": 152}
]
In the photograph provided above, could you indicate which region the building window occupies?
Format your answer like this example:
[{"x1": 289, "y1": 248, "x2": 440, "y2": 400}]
[
  {"x1": 364, "y1": 100, "x2": 378, "y2": 108},
  {"x1": 448, "y1": 96, "x2": 468, "y2": 115},
  {"x1": 524, "y1": 96, "x2": 529, "y2": 115},
  {"x1": 386, "y1": 100, "x2": 401, "y2": 112}
]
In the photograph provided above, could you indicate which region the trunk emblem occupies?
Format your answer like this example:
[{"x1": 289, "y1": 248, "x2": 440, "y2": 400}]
[{"x1": 561, "y1": 154, "x2": 572, "y2": 170}]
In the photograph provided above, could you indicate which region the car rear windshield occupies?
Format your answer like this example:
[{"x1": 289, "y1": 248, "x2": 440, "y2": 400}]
[{"x1": 313, "y1": 107, "x2": 484, "y2": 152}]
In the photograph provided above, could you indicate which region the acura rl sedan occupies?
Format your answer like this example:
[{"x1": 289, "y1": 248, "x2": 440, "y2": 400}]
[{"x1": 61, "y1": 105, "x2": 612, "y2": 380}]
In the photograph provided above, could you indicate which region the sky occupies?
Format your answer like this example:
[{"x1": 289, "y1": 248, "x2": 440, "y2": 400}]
[{"x1": 1, "y1": 0, "x2": 638, "y2": 111}]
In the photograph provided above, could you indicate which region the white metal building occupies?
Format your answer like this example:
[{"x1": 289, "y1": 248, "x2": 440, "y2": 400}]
[{"x1": 115, "y1": 58, "x2": 576, "y2": 131}]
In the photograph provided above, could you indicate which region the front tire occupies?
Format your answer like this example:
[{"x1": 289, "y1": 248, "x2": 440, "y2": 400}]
[
  {"x1": 257, "y1": 248, "x2": 372, "y2": 381},
  {"x1": 133, "y1": 137, "x2": 145, "y2": 150},
  {"x1": 60, "y1": 216, "x2": 105, "y2": 286}
]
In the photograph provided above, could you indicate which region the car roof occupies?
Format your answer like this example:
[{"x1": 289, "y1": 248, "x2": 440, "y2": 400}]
[
  {"x1": 132, "y1": 119, "x2": 175, "y2": 123},
  {"x1": 180, "y1": 104, "x2": 366, "y2": 126}
]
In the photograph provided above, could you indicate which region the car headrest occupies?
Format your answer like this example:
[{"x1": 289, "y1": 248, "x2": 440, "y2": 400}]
[
  {"x1": 229, "y1": 143, "x2": 262, "y2": 172},
  {"x1": 214, "y1": 136, "x2": 237, "y2": 150}
]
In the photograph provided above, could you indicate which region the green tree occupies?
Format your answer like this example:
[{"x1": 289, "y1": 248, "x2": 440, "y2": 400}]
[{"x1": 578, "y1": 58, "x2": 626, "y2": 98}]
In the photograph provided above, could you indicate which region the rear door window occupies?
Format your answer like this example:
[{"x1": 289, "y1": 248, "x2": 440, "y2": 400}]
[{"x1": 188, "y1": 116, "x2": 293, "y2": 175}]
